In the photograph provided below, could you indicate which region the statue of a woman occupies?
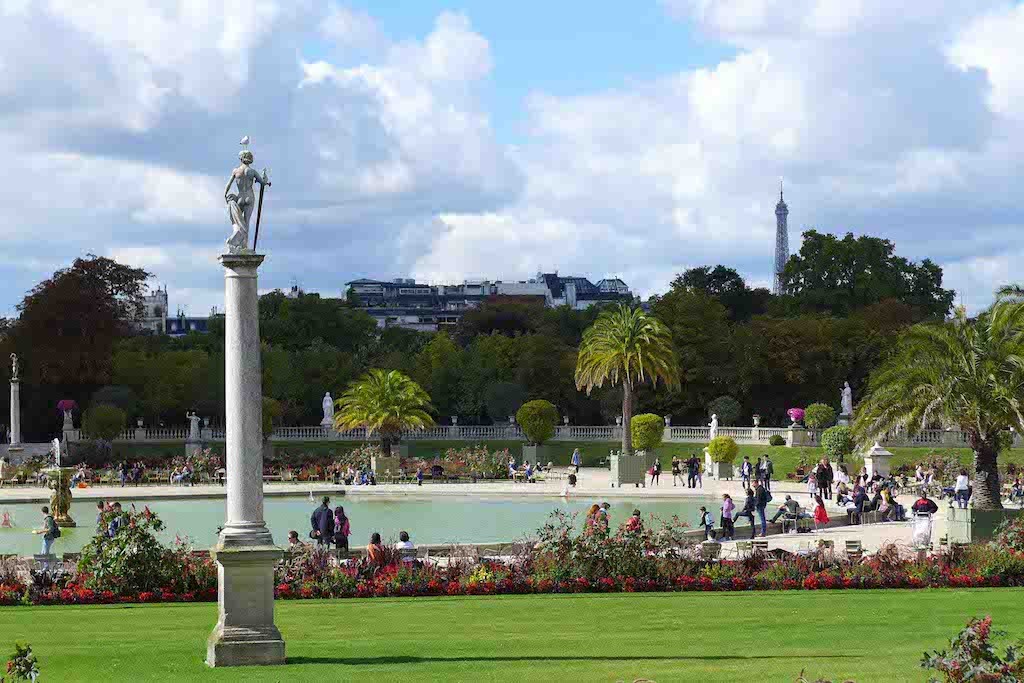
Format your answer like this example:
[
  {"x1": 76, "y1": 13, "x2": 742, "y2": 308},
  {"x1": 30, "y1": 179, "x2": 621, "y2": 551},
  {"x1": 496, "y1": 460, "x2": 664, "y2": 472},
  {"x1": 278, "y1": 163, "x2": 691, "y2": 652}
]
[
  {"x1": 709, "y1": 413, "x2": 719, "y2": 440},
  {"x1": 322, "y1": 392, "x2": 334, "y2": 424},
  {"x1": 224, "y1": 147, "x2": 270, "y2": 253},
  {"x1": 9, "y1": 353, "x2": 17, "y2": 381},
  {"x1": 841, "y1": 381, "x2": 854, "y2": 416}
]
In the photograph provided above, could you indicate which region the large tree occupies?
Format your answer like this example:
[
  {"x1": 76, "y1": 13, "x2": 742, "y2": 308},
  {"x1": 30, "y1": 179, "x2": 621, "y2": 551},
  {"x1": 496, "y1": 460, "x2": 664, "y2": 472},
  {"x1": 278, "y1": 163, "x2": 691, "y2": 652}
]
[
  {"x1": 782, "y1": 230, "x2": 954, "y2": 319},
  {"x1": 671, "y1": 265, "x2": 771, "y2": 321},
  {"x1": 854, "y1": 301, "x2": 1024, "y2": 509},
  {"x1": 575, "y1": 304, "x2": 679, "y2": 455}
]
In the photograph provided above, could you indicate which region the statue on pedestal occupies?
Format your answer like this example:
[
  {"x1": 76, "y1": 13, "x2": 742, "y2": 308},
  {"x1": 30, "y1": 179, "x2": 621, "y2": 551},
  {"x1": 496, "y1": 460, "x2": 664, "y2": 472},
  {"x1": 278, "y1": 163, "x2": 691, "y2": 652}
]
[
  {"x1": 709, "y1": 414, "x2": 719, "y2": 441},
  {"x1": 224, "y1": 136, "x2": 271, "y2": 254},
  {"x1": 841, "y1": 381, "x2": 854, "y2": 416},
  {"x1": 321, "y1": 392, "x2": 334, "y2": 426},
  {"x1": 9, "y1": 353, "x2": 17, "y2": 381},
  {"x1": 47, "y1": 468, "x2": 75, "y2": 528},
  {"x1": 187, "y1": 412, "x2": 202, "y2": 441}
]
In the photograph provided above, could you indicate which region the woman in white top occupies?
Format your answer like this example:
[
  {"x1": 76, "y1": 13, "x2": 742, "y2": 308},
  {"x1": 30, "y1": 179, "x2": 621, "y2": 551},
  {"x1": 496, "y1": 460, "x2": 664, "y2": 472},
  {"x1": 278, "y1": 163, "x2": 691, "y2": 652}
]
[{"x1": 954, "y1": 469, "x2": 970, "y2": 509}]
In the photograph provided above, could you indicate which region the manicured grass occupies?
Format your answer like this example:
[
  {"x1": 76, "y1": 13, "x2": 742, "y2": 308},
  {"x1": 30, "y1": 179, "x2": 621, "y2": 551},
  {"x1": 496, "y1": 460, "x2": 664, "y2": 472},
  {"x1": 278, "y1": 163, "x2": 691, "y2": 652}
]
[{"x1": 2, "y1": 589, "x2": 1021, "y2": 681}]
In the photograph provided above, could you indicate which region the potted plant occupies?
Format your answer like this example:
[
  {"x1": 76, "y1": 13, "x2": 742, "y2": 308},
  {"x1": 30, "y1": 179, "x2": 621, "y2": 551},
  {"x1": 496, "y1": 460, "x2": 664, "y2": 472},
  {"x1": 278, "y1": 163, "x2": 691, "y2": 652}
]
[
  {"x1": 787, "y1": 408, "x2": 805, "y2": 426},
  {"x1": 516, "y1": 400, "x2": 559, "y2": 464},
  {"x1": 707, "y1": 436, "x2": 739, "y2": 479}
]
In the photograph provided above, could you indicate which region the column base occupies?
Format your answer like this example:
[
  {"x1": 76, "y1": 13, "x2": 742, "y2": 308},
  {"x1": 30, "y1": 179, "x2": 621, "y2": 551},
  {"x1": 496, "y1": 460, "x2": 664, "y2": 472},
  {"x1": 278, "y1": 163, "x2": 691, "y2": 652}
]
[
  {"x1": 207, "y1": 625, "x2": 286, "y2": 667},
  {"x1": 207, "y1": 543, "x2": 285, "y2": 668}
]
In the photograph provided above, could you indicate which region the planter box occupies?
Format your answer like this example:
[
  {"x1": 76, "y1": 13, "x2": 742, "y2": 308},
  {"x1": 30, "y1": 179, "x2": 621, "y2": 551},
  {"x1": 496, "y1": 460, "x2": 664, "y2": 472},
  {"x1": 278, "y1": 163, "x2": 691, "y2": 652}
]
[
  {"x1": 610, "y1": 452, "x2": 658, "y2": 487},
  {"x1": 521, "y1": 444, "x2": 549, "y2": 466},
  {"x1": 711, "y1": 461, "x2": 734, "y2": 480}
]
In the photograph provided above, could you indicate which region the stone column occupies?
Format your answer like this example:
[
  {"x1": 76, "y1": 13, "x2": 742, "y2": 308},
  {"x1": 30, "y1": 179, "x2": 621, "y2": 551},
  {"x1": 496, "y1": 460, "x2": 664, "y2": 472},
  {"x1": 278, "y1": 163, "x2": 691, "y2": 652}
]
[
  {"x1": 207, "y1": 253, "x2": 285, "y2": 668},
  {"x1": 9, "y1": 379, "x2": 21, "y2": 448}
]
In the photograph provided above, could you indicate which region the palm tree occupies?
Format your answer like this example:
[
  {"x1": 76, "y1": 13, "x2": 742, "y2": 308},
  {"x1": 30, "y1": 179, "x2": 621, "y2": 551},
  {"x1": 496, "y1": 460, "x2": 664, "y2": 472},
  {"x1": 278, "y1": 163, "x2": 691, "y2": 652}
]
[
  {"x1": 575, "y1": 304, "x2": 679, "y2": 455},
  {"x1": 853, "y1": 300, "x2": 1024, "y2": 509},
  {"x1": 334, "y1": 369, "x2": 435, "y2": 456}
]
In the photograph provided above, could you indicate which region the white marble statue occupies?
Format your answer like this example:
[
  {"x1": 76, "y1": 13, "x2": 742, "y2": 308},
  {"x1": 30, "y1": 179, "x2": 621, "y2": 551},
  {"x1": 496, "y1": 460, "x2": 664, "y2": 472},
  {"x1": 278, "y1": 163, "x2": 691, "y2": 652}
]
[
  {"x1": 841, "y1": 381, "x2": 854, "y2": 416},
  {"x1": 224, "y1": 137, "x2": 270, "y2": 254},
  {"x1": 321, "y1": 392, "x2": 334, "y2": 424},
  {"x1": 51, "y1": 438, "x2": 61, "y2": 467},
  {"x1": 9, "y1": 353, "x2": 17, "y2": 381},
  {"x1": 187, "y1": 411, "x2": 201, "y2": 441},
  {"x1": 709, "y1": 413, "x2": 719, "y2": 440}
]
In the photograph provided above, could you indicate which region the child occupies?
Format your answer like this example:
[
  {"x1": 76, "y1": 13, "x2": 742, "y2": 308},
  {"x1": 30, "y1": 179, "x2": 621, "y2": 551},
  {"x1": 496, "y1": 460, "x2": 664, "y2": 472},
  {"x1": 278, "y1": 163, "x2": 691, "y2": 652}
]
[{"x1": 699, "y1": 506, "x2": 715, "y2": 541}]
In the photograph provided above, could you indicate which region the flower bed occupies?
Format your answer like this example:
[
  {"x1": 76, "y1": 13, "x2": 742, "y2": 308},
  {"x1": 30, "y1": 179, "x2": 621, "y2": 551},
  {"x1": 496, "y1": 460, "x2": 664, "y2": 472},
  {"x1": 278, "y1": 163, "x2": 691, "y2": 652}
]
[{"x1": 4, "y1": 512, "x2": 1024, "y2": 607}]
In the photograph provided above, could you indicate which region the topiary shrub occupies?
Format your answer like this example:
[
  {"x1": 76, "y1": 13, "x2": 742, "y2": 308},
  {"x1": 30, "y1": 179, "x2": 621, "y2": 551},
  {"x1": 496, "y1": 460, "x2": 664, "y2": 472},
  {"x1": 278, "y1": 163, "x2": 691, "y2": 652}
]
[
  {"x1": 82, "y1": 404, "x2": 127, "y2": 442},
  {"x1": 516, "y1": 400, "x2": 559, "y2": 445},
  {"x1": 821, "y1": 425, "x2": 854, "y2": 463},
  {"x1": 804, "y1": 403, "x2": 836, "y2": 429},
  {"x1": 631, "y1": 414, "x2": 665, "y2": 451},
  {"x1": 769, "y1": 434, "x2": 786, "y2": 447},
  {"x1": 707, "y1": 395, "x2": 741, "y2": 426},
  {"x1": 707, "y1": 436, "x2": 739, "y2": 463}
]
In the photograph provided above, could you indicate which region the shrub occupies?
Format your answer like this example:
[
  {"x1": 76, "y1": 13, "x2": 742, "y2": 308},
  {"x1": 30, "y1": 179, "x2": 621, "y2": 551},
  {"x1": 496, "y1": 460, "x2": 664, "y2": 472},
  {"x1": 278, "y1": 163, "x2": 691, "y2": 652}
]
[
  {"x1": 3, "y1": 642, "x2": 40, "y2": 681},
  {"x1": 922, "y1": 617, "x2": 1024, "y2": 681},
  {"x1": 707, "y1": 395, "x2": 741, "y2": 426},
  {"x1": 707, "y1": 436, "x2": 739, "y2": 463},
  {"x1": 994, "y1": 516, "x2": 1024, "y2": 554},
  {"x1": 821, "y1": 426, "x2": 854, "y2": 462},
  {"x1": 516, "y1": 400, "x2": 559, "y2": 445},
  {"x1": 262, "y1": 397, "x2": 283, "y2": 441},
  {"x1": 804, "y1": 403, "x2": 836, "y2": 429},
  {"x1": 82, "y1": 404, "x2": 126, "y2": 442},
  {"x1": 631, "y1": 414, "x2": 665, "y2": 451},
  {"x1": 768, "y1": 434, "x2": 786, "y2": 447}
]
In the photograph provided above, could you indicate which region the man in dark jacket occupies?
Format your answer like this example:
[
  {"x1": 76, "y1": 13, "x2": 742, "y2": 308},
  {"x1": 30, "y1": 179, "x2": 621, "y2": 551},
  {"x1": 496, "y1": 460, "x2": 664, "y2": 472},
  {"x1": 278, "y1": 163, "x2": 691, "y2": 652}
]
[
  {"x1": 753, "y1": 482, "x2": 770, "y2": 537},
  {"x1": 851, "y1": 486, "x2": 869, "y2": 523},
  {"x1": 733, "y1": 489, "x2": 757, "y2": 539},
  {"x1": 911, "y1": 492, "x2": 939, "y2": 515},
  {"x1": 310, "y1": 496, "x2": 334, "y2": 546}
]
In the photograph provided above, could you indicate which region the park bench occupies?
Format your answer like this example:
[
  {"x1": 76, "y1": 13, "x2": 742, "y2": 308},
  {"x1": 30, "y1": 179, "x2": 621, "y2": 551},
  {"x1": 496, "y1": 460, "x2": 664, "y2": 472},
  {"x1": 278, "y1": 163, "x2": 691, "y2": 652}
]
[{"x1": 845, "y1": 539, "x2": 863, "y2": 562}]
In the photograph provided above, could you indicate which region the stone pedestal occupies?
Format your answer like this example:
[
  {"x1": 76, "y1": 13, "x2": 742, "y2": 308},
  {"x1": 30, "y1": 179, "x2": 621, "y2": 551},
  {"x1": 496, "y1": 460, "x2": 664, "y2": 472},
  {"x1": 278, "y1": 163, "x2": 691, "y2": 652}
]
[
  {"x1": 837, "y1": 413, "x2": 852, "y2": 427},
  {"x1": 863, "y1": 442, "x2": 892, "y2": 480},
  {"x1": 9, "y1": 379, "x2": 21, "y2": 448},
  {"x1": 786, "y1": 425, "x2": 809, "y2": 447},
  {"x1": 207, "y1": 253, "x2": 285, "y2": 668},
  {"x1": 185, "y1": 440, "x2": 202, "y2": 459}
]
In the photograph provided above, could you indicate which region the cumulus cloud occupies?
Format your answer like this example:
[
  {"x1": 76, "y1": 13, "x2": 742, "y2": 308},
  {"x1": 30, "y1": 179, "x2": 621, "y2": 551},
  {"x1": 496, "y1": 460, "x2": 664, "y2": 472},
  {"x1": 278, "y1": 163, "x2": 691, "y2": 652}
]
[{"x1": 2, "y1": 1, "x2": 1024, "y2": 319}]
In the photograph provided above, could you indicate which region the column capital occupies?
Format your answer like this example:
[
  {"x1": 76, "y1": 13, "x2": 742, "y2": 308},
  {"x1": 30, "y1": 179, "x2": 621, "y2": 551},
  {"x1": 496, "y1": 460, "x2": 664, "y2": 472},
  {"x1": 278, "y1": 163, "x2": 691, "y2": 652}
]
[{"x1": 219, "y1": 253, "x2": 265, "y2": 276}]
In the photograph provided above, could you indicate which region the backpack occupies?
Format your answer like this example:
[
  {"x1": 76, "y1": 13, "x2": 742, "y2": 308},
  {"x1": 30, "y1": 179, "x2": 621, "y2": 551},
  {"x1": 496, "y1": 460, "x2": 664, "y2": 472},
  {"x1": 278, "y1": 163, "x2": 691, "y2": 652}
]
[
  {"x1": 765, "y1": 490, "x2": 773, "y2": 503},
  {"x1": 47, "y1": 516, "x2": 61, "y2": 538}
]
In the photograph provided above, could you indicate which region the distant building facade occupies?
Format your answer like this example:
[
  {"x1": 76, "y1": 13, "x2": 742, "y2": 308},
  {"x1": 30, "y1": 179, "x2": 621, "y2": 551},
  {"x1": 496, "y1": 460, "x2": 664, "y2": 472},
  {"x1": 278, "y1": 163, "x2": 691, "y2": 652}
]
[
  {"x1": 137, "y1": 284, "x2": 219, "y2": 337},
  {"x1": 347, "y1": 273, "x2": 633, "y2": 331}
]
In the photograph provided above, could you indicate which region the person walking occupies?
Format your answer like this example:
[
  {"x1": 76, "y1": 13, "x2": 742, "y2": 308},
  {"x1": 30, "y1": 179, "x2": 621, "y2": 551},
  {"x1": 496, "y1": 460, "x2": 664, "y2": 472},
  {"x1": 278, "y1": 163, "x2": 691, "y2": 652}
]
[
  {"x1": 762, "y1": 455, "x2": 774, "y2": 492},
  {"x1": 733, "y1": 489, "x2": 757, "y2": 539},
  {"x1": 33, "y1": 506, "x2": 60, "y2": 567},
  {"x1": 699, "y1": 506, "x2": 716, "y2": 541},
  {"x1": 812, "y1": 494, "x2": 830, "y2": 530},
  {"x1": 954, "y1": 469, "x2": 970, "y2": 509},
  {"x1": 815, "y1": 459, "x2": 830, "y2": 502},
  {"x1": 720, "y1": 494, "x2": 735, "y2": 541},
  {"x1": 333, "y1": 506, "x2": 350, "y2": 550},
  {"x1": 740, "y1": 456, "x2": 753, "y2": 489},
  {"x1": 649, "y1": 458, "x2": 662, "y2": 486},
  {"x1": 823, "y1": 458, "x2": 834, "y2": 500},
  {"x1": 686, "y1": 455, "x2": 699, "y2": 488},
  {"x1": 671, "y1": 456, "x2": 684, "y2": 487},
  {"x1": 310, "y1": 496, "x2": 335, "y2": 546},
  {"x1": 754, "y1": 481, "x2": 770, "y2": 537},
  {"x1": 571, "y1": 449, "x2": 582, "y2": 473}
]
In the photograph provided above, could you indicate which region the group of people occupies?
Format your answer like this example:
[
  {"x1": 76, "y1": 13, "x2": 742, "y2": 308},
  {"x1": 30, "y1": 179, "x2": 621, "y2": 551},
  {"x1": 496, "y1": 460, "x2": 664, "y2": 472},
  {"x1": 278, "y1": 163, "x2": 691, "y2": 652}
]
[
  {"x1": 669, "y1": 455, "x2": 704, "y2": 488},
  {"x1": 331, "y1": 465, "x2": 377, "y2": 486},
  {"x1": 297, "y1": 496, "x2": 420, "y2": 567},
  {"x1": 739, "y1": 455, "x2": 775, "y2": 491},
  {"x1": 711, "y1": 484, "x2": 828, "y2": 541},
  {"x1": 583, "y1": 502, "x2": 613, "y2": 536}
]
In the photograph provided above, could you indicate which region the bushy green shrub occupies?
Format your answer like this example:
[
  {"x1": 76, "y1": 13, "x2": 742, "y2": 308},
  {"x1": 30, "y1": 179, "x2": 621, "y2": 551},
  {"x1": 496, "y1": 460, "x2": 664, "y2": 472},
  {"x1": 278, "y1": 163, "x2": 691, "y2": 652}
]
[
  {"x1": 516, "y1": 400, "x2": 559, "y2": 445},
  {"x1": 707, "y1": 395, "x2": 741, "y2": 426},
  {"x1": 631, "y1": 413, "x2": 665, "y2": 451},
  {"x1": 804, "y1": 403, "x2": 836, "y2": 429},
  {"x1": 769, "y1": 434, "x2": 786, "y2": 447},
  {"x1": 707, "y1": 436, "x2": 739, "y2": 463},
  {"x1": 821, "y1": 425, "x2": 854, "y2": 462}
]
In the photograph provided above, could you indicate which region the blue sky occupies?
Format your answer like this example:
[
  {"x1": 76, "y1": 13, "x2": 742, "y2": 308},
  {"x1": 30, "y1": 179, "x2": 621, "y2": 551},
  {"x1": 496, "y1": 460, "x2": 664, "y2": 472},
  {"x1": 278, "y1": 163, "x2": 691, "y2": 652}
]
[{"x1": 1, "y1": 0, "x2": 1023, "y2": 317}]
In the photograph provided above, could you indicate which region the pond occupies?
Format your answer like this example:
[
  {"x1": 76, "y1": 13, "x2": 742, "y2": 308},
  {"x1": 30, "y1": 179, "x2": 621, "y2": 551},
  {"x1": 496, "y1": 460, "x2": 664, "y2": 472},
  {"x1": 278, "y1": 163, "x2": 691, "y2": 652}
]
[{"x1": 0, "y1": 494, "x2": 725, "y2": 556}]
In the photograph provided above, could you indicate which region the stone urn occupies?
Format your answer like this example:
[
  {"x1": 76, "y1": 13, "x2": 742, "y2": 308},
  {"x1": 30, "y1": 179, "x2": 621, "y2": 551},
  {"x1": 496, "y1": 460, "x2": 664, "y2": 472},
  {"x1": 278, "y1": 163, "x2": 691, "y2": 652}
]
[{"x1": 46, "y1": 467, "x2": 76, "y2": 527}]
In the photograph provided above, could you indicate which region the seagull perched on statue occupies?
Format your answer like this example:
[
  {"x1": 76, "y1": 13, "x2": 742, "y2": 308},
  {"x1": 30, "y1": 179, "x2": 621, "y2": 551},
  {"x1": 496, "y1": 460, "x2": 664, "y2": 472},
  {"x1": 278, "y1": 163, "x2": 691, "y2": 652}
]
[{"x1": 239, "y1": 135, "x2": 250, "y2": 148}]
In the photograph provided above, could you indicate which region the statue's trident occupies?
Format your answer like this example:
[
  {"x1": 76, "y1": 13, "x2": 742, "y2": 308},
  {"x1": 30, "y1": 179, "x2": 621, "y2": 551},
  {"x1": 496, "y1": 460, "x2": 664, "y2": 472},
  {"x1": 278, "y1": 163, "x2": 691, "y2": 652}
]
[{"x1": 254, "y1": 166, "x2": 270, "y2": 251}]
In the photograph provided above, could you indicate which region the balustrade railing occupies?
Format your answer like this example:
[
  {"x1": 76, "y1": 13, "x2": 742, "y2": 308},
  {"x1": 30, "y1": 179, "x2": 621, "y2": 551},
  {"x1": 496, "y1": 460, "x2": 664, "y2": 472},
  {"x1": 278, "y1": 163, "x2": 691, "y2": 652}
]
[{"x1": 64, "y1": 423, "x2": 1009, "y2": 449}]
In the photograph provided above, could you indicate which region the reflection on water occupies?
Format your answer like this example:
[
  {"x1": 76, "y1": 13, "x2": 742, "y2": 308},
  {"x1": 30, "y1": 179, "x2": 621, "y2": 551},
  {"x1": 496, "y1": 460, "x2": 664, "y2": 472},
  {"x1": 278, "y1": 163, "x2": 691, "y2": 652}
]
[{"x1": 0, "y1": 494, "x2": 720, "y2": 556}]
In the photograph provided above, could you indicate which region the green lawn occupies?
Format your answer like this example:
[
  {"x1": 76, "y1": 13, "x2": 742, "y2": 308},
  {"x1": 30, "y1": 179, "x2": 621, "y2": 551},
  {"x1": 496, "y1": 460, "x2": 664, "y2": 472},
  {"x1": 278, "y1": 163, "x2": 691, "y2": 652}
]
[{"x1": 2, "y1": 589, "x2": 1021, "y2": 682}]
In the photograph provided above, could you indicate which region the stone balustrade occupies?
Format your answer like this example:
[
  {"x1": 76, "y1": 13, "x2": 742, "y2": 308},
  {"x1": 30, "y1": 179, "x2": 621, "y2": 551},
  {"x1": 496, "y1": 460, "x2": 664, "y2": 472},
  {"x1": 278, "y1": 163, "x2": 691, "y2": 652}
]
[{"x1": 63, "y1": 423, "x2": 1019, "y2": 448}]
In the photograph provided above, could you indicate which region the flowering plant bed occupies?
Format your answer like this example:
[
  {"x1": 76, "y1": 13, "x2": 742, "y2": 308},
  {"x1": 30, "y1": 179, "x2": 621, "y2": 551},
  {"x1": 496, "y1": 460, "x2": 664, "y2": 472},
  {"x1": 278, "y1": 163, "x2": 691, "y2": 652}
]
[{"x1": 4, "y1": 512, "x2": 1024, "y2": 607}]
